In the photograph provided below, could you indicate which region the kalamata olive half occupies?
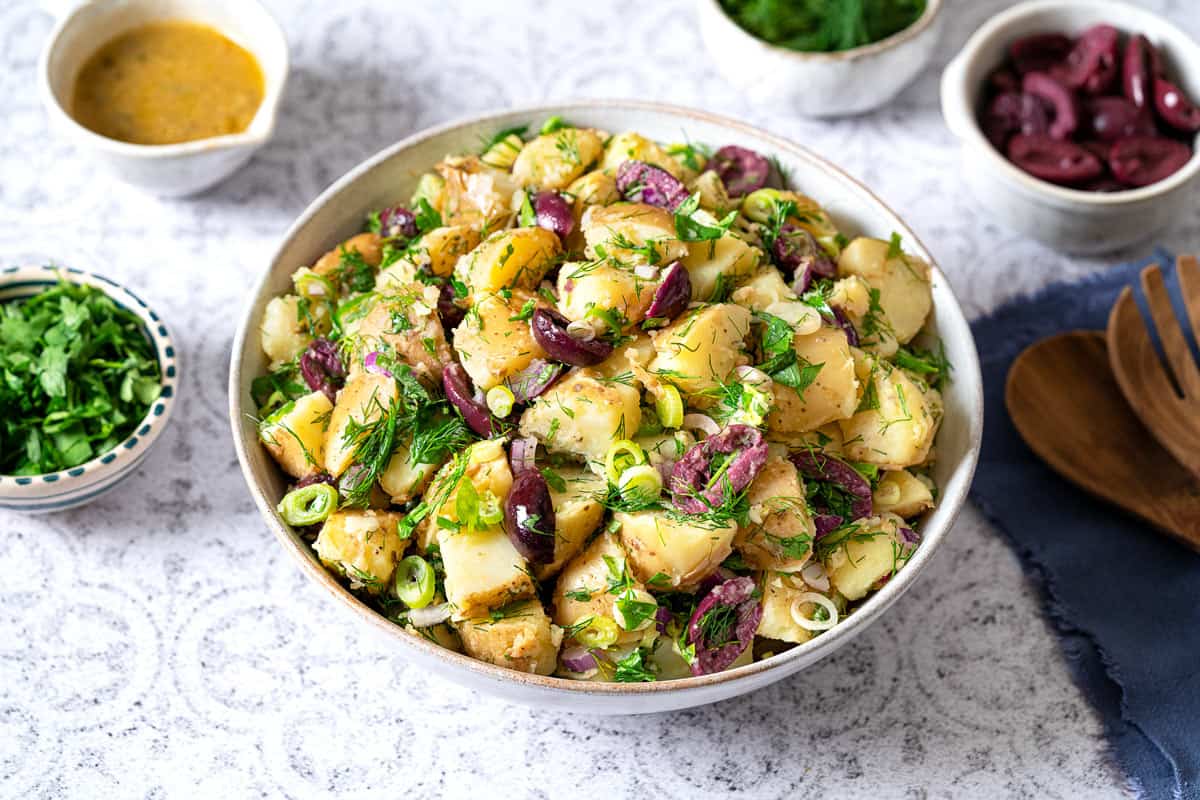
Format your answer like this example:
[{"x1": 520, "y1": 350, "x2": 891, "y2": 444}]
[
  {"x1": 533, "y1": 191, "x2": 575, "y2": 240},
  {"x1": 988, "y1": 67, "x2": 1020, "y2": 95},
  {"x1": 981, "y1": 92, "x2": 1050, "y2": 149},
  {"x1": 1083, "y1": 96, "x2": 1157, "y2": 141},
  {"x1": 1053, "y1": 24, "x2": 1119, "y2": 94},
  {"x1": 1123, "y1": 34, "x2": 1155, "y2": 109},
  {"x1": 685, "y1": 576, "x2": 763, "y2": 676},
  {"x1": 1108, "y1": 137, "x2": 1193, "y2": 187},
  {"x1": 378, "y1": 206, "x2": 418, "y2": 239},
  {"x1": 813, "y1": 514, "x2": 844, "y2": 539},
  {"x1": 670, "y1": 425, "x2": 768, "y2": 514},
  {"x1": 1022, "y1": 72, "x2": 1078, "y2": 139},
  {"x1": 1153, "y1": 78, "x2": 1200, "y2": 133},
  {"x1": 643, "y1": 262, "x2": 692, "y2": 325},
  {"x1": 829, "y1": 305, "x2": 860, "y2": 348},
  {"x1": 790, "y1": 450, "x2": 873, "y2": 520},
  {"x1": 530, "y1": 308, "x2": 613, "y2": 366},
  {"x1": 437, "y1": 282, "x2": 466, "y2": 331},
  {"x1": 1006, "y1": 134, "x2": 1104, "y2": 185},
  {"x1": 615, "y1": 160, "x2": 690, "y2": 211},
  {"x1": 710, "y1": 145, "x2": 770, "y2": 197},
  {"x1": 773, "y1": 224, "x2": 836, "y2": 291},
  {"x1": 504, "y1": 358, "x2": 564, "y2": 403},
  {"x1": 504, "y1": 470, "x2": 556, "y2": 564},
  {"x1": 300, "y1": 338, "x2": 346, "y2": 402},
  {"x1": 442, "y1": 363, "x2": 504, "y2": 437},
  {"x1": 1008, "y1": 33, "x2": 1072, "y2": 75}
]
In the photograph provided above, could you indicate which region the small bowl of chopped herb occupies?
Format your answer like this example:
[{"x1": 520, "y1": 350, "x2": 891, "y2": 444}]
[
  {"x1": 699, "y1": 0, "x2": 945, "y2": 117},
  {"x1": 0, "y1": 265, "x2": 178, "y2": 512}
]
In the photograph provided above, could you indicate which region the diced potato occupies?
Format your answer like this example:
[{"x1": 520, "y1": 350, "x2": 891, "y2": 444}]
[
  {"x1": 436, "y1": 156, "x2": 519, "y2": 229},
  {"x1": 735, "y1": 457, "x2": 815, "y2": 572},
  {"x1": 323, "y1": 372, "x2": 398, "y2": 478},
  {"x1": 259, "y1": 391, "x2": 333, "y2": 479},
  {"x1": 456, "y1": 601, "x2": 563, "y2": 675},
  {"x1": 648, "y1": 303, "x2": 752, "y2": 401},
  {"x1": 742, "y1": 190, "x2": 842, "y2": 255},
  {"x1": 538, "y1": 467, "x2": 606, "y2": 579},
  {"x1": 556, "y1": 260, "x2": 657, "y2": 326},
  {"x1": 452, "y1": 290, "x2": 548, "y2": 391},
  {"x1": 553, "y1": 533, "x2": 632, "y2": 630},
  {"x1": 345, "y1": 284, "x2": 454, "y2": 382},
  {"x1": 456, "y1": 227, "x2": 561, "y2": 293},
  {"x1": 413, "y1": 225, "x2": 481, "y2": 278},
  {"x1": 581, "y1": 203, "x2": 688, "y2": 265},
  {"x1": 838, "y1": 358, "x2": 940, "y2": 469},
  {"x1": 416, "y1": 439, "x2": 514, "y2": 552},
  {"x1": 680, "y1": 234, "x2": 760, "y2": 301},
  {"x1": 756, "y1": 572, "x2": 842, "y2": 645},
  {"x1": 568, "y1": 170, "x2": 619, "y2": 209},
  {"x1": 822, "y1": 513, "x2": 909, "y2": 601},
  {"x1": 260, "y1": 295, "x2": 327, "y2": 367},
  {"x1": 518, "y1": 368, "x2": 641, "y2": 468},
  {"x1": 873, "y1": 469, "x2": 935, "y2": 519},
  {"x1": 379, "y1": 434, "x2": 442, "y2": 505},
  {"x1": 766, "y1": 422, "x2": 844, "y2": 454},
  {"x1": 731, "y1": 266, "x2": 794, "y2": 311},
  {"x1": 595, "y1": 333, "x2": 657, "y2": 390},
  {"x1": 310, "y1": 232, "x2": 383, "y2": 284},
  {"x1": 615, "y1": 510, "x2": 736, "y2": 590},
  {"x1": 837, "y1": 237, "x2": 933, "y2": 348},
  {"x1": 511, "y1": 128, "x2": 604, "y2": 190},
  {"x1": 765, "y1": 325, "x2": 860, "y2": 434},
  {"x1": 439, "y1": 524, "x2": 535, "y2": 619},
  {"x1": 314, "y1": 510, "x2": 407, "y2": 594},
  {"x1": 601, "y1": 132, "x2": 685, "y2": 179},
  {"x1": 635, "y1": 430, "x2": 695, "y2": 469},
  {"x1": 691, "y1": 170, "x2": 732, "y2": 215}
]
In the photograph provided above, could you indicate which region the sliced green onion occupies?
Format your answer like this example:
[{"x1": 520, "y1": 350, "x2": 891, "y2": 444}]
[
  {"x1": 395, "y1": 555, "x2": 436, "y2": 609},
  {"x1": 277, "y1": 483, "x2": 338, "y2": 527},
  {"x1": 540, "y1": 115, "x2": 567, "y2": 135},
  {"x1": 478, "y1": 490, "x2": 504, "y2": 526},
  {"x1": 604, "y1": 439, "x2": 646, "y2": 484},
  {"x1": 655, "y1": 384, "x2": 684, "y2": 429},
  {"x1": 617, "y1": 464, "x2": 663, "y2": 503},
  {"x1": 486, "y1": 385, "x2": 515, "y2": 418},
  {"x1": 575, "y1": 616, "x2": 620, "y2": 649}
]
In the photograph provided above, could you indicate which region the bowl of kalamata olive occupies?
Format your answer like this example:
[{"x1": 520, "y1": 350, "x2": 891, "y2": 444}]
[{"x1": 940, "y1": 0, "x2": 1200, "y2": 254}]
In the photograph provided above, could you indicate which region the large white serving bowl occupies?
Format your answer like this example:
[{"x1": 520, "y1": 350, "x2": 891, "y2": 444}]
[{"x1": 229, "y1": 101, "x2": 983, "y2": 715}]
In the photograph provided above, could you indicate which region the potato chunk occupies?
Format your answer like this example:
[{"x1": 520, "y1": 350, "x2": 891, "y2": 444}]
[
  {"x1": 343, "y1": 285, "x2": 453, "y2": 383},
  {"x1": 259, "y1": 391, "x2": 333, "y2": 479},
  {"x1": 601, "y1": 132, "x2": 685, "y2": 179},
  {"x1": 437, "y1": 156, "x2": 519, "y2": 229},
  {"x1": 735, "y1": 457, "x2": 815, "y2": 572},
  {"x1": 838, "y1": 359, "x2": 940, "y2": 469},
  {"x1": 511, "y1": 128, "x2": 604, "y2": 190},
  {"x1": 314, "y1": 510, "x2": 406, "y2": 594},
  {"x1": 681, "y1": 234, "x2": 760, "y2": 302},
  {"x1": 765, "y1": 325, "x2": 860, "y2": 434},
  {"x1": 415, "y1": 225, "x2": 482, "y2": 278},
  {"x1": 379, "y1": 434, "x2": 442, "y2": 505},
  {"x1": 518, "y1": 368, "x2": 641, "y2": 468},
  {"x1": 873, "y1": 469, "x2": 935, "y2": 519},
  {"x1": 323, "y1": 372, "x2": 398, "y2": 478},
  {"x1": 452, "y1": 290, "x2": 548, "y2": 391},
  {"x1": 757, "y1": 572, "x2": 842, "y2": 645},
  {"x1": 310, "y1": 232, "x2": 383, "y2": 285},
  {"x1": 837, "y1": 237, "x2": 932, "y2": 349},
  {"x1": 456, "y1": 601, "x2": 563, "y2": 675},
  {"x1": 556, "y1": 260, "x2": 657, "y2": 326},
  {"x1": 581, "y1": 203, "x2": 688, "y2": 265},
  {"x1": 416, "y1": 439, "x2": 514, "y2": 552},
  {"x1": 648, "y1": 303, "x2": 752, "y2": 401},
  {"x1": 456, "y1": 227, "x2": 561, "y2": 294},
  {"x1": 439, "y1": 526, "x2": 536, "y2": 620},
  {"x1": 552, "y1": 531, "x2": 645, "y2": 641},
  {"x1": 615, "y1": 510, "x2": 736, "y2": 590},
  {"x1": 538, "y1": 467, "x2": 607, "y2": 579},
  {"x1": 822, "y1": 513, "x2": 910, "y2": 601},
  {"x1": 260, "y1": 295, "x2": 325, "y2": 367}
]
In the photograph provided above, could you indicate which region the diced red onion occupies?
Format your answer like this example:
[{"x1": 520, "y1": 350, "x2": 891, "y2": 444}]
[
  {"x1": 734, "y1": 365, "x2": 771, "y2": 388},
  {"x1": 899, "y1": 526, "x2": 920, "y2": 545},
  {"x1": 813, "y1": 514, "x2": 843, "y2": 539},
  {"x1": 654, "y1": 606, "x2": 672, "y2": 634},
  {"x1": 510, "y1": 437, "x2": 538, "y2": 474},
  {"x1": 363, "y1": 351, "x2": 393, "y2": 378},
  {"x1": 561, "y1": 646, "x2": 600, "y2": 674},
  {"x1": 682, "y1": 413, "x2": 720, "y2": 438},
  {"x1": 800, "y1": 562, "x2": 830, "y2": 592}
]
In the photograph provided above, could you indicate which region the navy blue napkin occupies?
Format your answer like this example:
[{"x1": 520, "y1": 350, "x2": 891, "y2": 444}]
[{"x1": 969, "y1": 248, "x2": 1200, "y2": 800}]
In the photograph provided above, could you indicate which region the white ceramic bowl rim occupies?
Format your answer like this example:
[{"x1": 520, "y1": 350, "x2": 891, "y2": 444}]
[
  {"x1": 945, "y1": 0, "x2": 1200, "y2": 206},
  {"x1": 231, "y1": 99, "x2": 983, "y2": 696},
  {"x1": 0, "y1": 264, "x2": 179, "y2": 489},
  {"x1": 36, "y1": 0, "x2": 289, "y2": 160},
  {"x1": 706, "y1": 0, "x2": 943, "y2": 62}
]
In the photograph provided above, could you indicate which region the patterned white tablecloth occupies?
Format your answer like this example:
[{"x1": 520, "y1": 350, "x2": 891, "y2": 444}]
[{"x1": 3, "y1": 0, "x2": 1197, "y2": 797}]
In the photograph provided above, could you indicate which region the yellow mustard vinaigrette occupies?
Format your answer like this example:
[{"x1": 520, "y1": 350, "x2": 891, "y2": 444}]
[{"x1": 71, "y1": 21, "x2": 265, "y2": 146}]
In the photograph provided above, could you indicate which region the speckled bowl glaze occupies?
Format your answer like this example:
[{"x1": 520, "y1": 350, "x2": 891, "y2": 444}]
[
  {"x1": 698, "y1": 0, "x2": 945, "y2": 117},
  {"x1": 0, "y1": 265, "x2": 179, "y2": 512},
  {"x1": 940, "y1": 0, "x2": 1200, "y2": 254},
  {"x1": 229, "y1": 101, "x2": 984, "y2": 714}
]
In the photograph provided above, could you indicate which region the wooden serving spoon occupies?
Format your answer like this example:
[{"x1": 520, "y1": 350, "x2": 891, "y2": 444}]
[
  {"x1": 1005, "y1": 331, "x2": 1200, "y2": 551},
  {"x1": 1106, "y1": 255, "x2": 1200, "y2": 484}
]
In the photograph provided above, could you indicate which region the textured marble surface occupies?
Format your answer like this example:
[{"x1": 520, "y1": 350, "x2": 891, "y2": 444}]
[{"x1": 3, "y1": 0, "x2": 1198, "y2": 797}]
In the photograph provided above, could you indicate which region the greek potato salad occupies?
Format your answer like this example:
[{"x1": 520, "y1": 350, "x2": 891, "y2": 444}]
[{"x1": 254, "y1": 118, "x2": 949, "y2": 682}]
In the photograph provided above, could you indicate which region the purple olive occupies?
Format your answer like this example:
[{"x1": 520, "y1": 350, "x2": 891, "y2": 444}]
[
  {"x1": 299, "y1": 338, "x2": 346, "y2": 402},
  {"x1": 1009, "y1": 33, "x2": 1072, "y2": 74},
  {"x1": 813, "y1": 514, "x2": 843, "y2": 539},
  {"x1": 643, "y1": 262, "x2": 692, "y2": 324},
  {"x1": 530, "y1": 308, "x2": 613, "y2": 366},
  {"x1": 1083, "y1": 96, "x2": 1157, "y2": 141},
  {"x1": 1053, "y1": 24, "x2": 1119, "y2": 94},
  {"x1": 379, "y1": 206, "x2": 418, "y2": 239},
  {"x1": 1006, "y1": 134, "x2": 1104, "y2": 185},
  {"x1": 671, "y1": 425, "x2": 768, "y2": 515},
  {"x1": 773, "y1": 224, "x2": 836, "y2": 290},
  {"x1": 615, "y1": 160, "x2": 690, "y2": 210},
  {"x1": 437, "y1": 282, "x2": 466, "y2": 331},
  {"x1": 442, "y1": 363, "x2": 505, "y2": 437},
  {"x1": 533, "y1": 191, "x2": 575, "y2": 240},
  {"x1": 685, "y1": 576, "x2": 763, "y2": 676},
  {"x1": 504, "y1": 469, "x2": 556, "y2": 564},
  {"x1": 1077, "y1": 176, "x2": 1127, "y2": 193},
  {"x1": 1109, "y1": 137, "x2": 1193, "y2": 187},
  {"x1": 790, "y1": 450, "x2": 872, "y2": 521},
  {"x1": 1022, "y1": 72, "x2": 1079, "y2": 140},
  {"x1": 1123, "y1": 34, "x2": 1155, "y2": 109},
  {"x1": 988, "y1": 67, "x2": 1020, "y2": 95},
  {"x1": 980, "y1": 92, "x2": 1051, "y2": 150},
  {"x1": 295, "y1": 472, "x2": 336, "y2": 489},
  {"x1": 504, "y1": 359, "x2": 564, "y2": 404},
  {"x1": 830, "y1": 305, "x2": 860, "y2": 347},
  {"x1": 710, "y1": 145, "x2": 771, "y2": 197},
  {"x1": 1153, "y1": 78, "x2": 1200, "y2": 133}
]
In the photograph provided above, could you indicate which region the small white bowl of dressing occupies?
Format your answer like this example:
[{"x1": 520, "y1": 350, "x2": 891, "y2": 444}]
[{"x1": 37, "y1": 0, "x2": 289, "y2": 197}]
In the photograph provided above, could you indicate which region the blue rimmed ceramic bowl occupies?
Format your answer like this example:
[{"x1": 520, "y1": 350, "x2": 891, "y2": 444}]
[{"x1": 0, "y1": 265, "x2": 179, "y2": 512}]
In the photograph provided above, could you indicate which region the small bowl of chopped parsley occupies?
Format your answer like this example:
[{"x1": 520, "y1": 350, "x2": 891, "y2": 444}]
[
  {"x1": 0, "y1": 265, "x2": 178, "y2": 512},
  {"x1": 699, "y1": 0, "x2": 945, "y2": 117}
]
